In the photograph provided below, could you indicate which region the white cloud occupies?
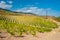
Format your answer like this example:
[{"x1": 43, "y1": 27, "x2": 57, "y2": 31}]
[
  {"x1": 15, "y1": 6, "x2": 60, "y2": 16},
  {"x1": 8, "y1": 1, "x2": 13, "y2": 4},
  {"x1": 0, "y1": 1, "x2": 5, "y2": 4},
  {"x1": 15, "y1": 7, "x2": 48, "y2": 15},
  {"x1": 0, "y1": 1, "x2": 12, "y2": 9}
]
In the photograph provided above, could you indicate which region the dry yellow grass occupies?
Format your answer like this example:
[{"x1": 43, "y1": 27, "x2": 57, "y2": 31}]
[{"x1": 4, "y1": 14, "x2": 43, "y2": 24}]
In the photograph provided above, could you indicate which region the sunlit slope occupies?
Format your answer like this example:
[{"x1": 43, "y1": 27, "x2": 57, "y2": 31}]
[
  {"x1": 5, "y1": 15, "x2": 43, "y2": 24},
  {"x1": 5, "y1": 14, "x2": 58, "y2": 29},
  {"x1": 0, "y1": 8, "x2": 58, "y2": 36}
]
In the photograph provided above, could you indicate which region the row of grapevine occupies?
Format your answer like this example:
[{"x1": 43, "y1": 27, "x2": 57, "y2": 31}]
[{"x1": 0, "y1": 15, "x2": 58, "y2": 37}]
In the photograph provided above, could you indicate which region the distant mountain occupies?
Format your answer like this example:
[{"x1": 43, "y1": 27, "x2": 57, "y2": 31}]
[
  {"x1": 0, "y1": 8, "x2": 38, "y2": 16},
  {"x1": 0, "y1": 8, "x2": 57, "y2": 20}
]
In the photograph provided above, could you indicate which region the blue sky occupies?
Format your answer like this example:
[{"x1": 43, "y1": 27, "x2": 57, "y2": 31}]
[{"x1": 0, "y1": 0, "x2": 60, "y2": 17}]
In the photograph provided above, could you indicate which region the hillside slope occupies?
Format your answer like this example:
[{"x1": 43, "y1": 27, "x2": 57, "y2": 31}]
[{"x1": 0, "y1": 8, "x2": 58, "y2": 38}]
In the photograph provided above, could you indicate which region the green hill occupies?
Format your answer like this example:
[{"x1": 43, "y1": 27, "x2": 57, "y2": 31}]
[{"x1": 0, "y1": 8, "x2": 58, "y2": 36}]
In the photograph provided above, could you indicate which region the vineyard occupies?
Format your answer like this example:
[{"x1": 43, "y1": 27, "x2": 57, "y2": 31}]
[{"x1": 0, "y1": 14, "x2": 58, "y2": 37}]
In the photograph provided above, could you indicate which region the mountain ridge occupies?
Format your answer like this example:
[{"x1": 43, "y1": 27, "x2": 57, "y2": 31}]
[{"x1": 0, "y1": 8, "x2": 38, "y2": 16}]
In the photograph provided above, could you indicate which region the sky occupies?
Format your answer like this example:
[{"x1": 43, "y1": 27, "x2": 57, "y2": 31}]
[{"x1": 0, "y1": 0, "x2": 60, "y2": 17}]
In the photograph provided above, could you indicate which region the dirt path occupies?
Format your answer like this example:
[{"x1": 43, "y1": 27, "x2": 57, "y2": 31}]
[{"x1": 0, "y1": 21, "x2": 60, "y2": 40}]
